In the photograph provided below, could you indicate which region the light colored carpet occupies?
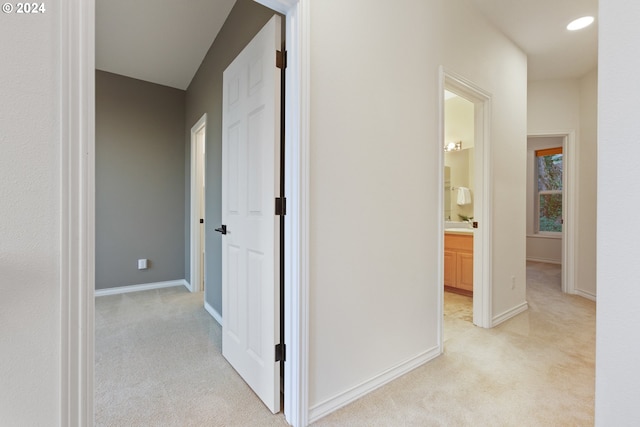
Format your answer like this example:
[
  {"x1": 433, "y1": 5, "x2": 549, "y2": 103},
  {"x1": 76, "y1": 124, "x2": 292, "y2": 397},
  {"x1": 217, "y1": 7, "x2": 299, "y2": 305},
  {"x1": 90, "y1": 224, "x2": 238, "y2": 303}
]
[
  {"x1": 314, "y1": 261, "x2": 595, "y2": 426},
  {"x1": 95, "y1": 261, "x2": 595, "y2": 426},
  {"x1": 95, "y1": 287, "x2": 289, "y2": 426}
]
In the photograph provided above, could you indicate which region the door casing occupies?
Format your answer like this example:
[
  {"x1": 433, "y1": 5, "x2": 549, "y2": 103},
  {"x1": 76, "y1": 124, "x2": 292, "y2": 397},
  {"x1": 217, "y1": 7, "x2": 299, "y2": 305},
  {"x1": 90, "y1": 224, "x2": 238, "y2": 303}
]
[
  {"x1": 439, "y1": 68, "x2": 493, "y2": 333},
  {"x1": 528, "y1": 131, "x2": 578, "y2": 296}
]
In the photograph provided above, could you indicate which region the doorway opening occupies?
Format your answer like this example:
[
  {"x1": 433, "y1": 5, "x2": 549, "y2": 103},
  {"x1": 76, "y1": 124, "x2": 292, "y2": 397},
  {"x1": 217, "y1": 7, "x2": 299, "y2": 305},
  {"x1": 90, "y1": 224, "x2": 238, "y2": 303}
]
[
  {"x1": 190, "y1": 114, "x2": 207, "y2": 294},
  {"x1": 443, "y1": 89, "x2": 476, "y2": 331},
  {"x1": 440, "y1": 70, "x2": 492, "y2": 339},
  {"x1": 526, "y1": 132, "x2": 577, "y2": 295},
  {"x1": 80, "y1": 1, "x2": 309, "y2": 426}
]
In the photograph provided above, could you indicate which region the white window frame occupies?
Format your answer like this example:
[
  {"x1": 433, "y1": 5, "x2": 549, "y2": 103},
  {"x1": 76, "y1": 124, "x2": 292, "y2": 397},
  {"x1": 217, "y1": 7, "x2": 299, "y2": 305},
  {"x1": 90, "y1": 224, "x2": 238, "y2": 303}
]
[{"x1": 535, "y1": 150, "x2": 563, "y2": 236}]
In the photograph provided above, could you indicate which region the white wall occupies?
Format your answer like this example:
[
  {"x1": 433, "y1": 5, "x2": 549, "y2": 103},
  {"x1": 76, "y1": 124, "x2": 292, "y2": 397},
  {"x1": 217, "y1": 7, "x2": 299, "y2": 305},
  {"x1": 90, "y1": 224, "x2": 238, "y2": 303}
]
[
  {"x1": 596, "y1": 0, "x2": 640, "y2": 423},
  {"x1": 309, "y1": 0, "x2": 527, "y2": 418},
  {"x1": 528, "y1": 78, "x2": 581, "y2": 131},
  {"x1": 445, "y1": 96, "x2": 475, "y2": 148},
  {"x1": 528, "y1": 74, "x2": 598, "y2": 297},
  {"x1": 309, "y1": 1, "x2": 442, "y2": 415},
  {"x1": 578, "y1": 69, "x2": 598, "y2": 299},
  {"x1": 0, "y1": 6, "x2": 61, "y2": 425}
]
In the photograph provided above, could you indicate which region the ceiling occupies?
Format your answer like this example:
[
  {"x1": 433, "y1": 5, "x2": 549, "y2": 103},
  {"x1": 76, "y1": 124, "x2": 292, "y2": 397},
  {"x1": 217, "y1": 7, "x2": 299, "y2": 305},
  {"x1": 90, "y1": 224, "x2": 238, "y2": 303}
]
[
  {"x1": 96, "y1": 0, "x2": 598, "y2": 90},
  {"x1": 470, "y1": 0, "x2": 598, "y2": 80},
  {"x1": 96, "y1": 0, "x2": 237, "y2": 90}
]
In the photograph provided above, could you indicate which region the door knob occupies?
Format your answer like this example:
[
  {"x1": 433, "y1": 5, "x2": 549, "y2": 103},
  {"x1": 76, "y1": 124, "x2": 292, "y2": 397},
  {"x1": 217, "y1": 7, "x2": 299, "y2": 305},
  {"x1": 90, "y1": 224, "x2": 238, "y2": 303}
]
[{"x1": 214, "y1": 225, "x2": 227, "y2": 235}]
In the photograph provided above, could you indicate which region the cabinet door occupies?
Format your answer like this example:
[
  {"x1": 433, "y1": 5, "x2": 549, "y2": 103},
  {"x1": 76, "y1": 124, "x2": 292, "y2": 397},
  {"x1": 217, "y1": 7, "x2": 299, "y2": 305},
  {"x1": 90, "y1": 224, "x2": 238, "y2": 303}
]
[
  {"x1": 444, "y1": 250, "x2": 457, "y2": 288},
  {"x1": 457, "y1": 252, "x2": 474, "y2": 291}
]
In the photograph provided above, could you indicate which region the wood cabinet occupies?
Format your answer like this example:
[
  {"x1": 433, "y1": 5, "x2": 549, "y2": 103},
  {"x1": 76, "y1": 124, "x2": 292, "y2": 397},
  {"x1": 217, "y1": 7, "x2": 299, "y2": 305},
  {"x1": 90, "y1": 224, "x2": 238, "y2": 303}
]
[{"x1": 444, "y1": 232, "x2": 473, "y2": 296}]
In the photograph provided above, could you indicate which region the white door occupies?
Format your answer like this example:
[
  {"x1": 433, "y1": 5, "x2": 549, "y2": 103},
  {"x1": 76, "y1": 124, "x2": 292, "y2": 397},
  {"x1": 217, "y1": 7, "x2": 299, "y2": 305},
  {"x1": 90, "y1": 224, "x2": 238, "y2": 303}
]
[
  {"x1": 220, "y1": 15, "x2": 282, "y2": 414},
  {"x1": 190, "y1": 114, "x2": 207, "y2": 293},
  {"x1": 197, "y1": 127, "x2": 206, "y2": 291}
]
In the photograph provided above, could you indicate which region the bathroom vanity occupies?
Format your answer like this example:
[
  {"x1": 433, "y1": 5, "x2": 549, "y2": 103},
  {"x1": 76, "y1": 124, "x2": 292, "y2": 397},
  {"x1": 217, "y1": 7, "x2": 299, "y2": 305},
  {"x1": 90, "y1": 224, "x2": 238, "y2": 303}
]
[{"x1": 444, "y1": 230, "x2": 473, "y2": 296}]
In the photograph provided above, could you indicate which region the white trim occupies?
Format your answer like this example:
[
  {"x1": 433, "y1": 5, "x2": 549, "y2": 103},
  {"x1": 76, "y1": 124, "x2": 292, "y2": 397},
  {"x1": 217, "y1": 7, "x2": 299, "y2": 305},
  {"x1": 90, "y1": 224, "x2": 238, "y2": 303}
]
[
  {"x1": 492, "y1": 301, "x2": 529, "y2": 327},
  {"x1": 527, "y1": 233, "x2": 561, "y2": 240},
  {"x1": 441, "y1": 69, "x2": 493, "y2": 329},
  {"x1": 281, "y1": 2, "x2": 310, "y2": 426},
  {"x1": 68, "y1": 0, "x2": 309, "y2": 425},
  {"x1": 528, "y1": 131, "x2": 577, "y2": 296},
  {"x1": 94, "y1": 280, "x2": 189, "y2": 297},
  {"x1": 526, "y1": 257, "x2": 562, "y2": 265},
  {"x1": 437, "y1": 68, "x2": 445, "y2": 354},
  {"x1": 190, "y1": 114, "x2": 207, "y2": 294},
  {"x1": 254, "y1": 2, "x2": 310, "y2": 424},
  {"x1": 254, "y1": 0, "x2": 297, "y2": 14},
  {"x1": 204, "y1": 301, "x2": 224, "y2": 326},
  {"x1": 60, "y1": 0, "x2": 95, "y2": 425},
  {"x1": 575, "y1": 289, "x2": 597, "y2": 301},
  {"x1": 308, "y1": 346, "x2": 441, "y2": 424}
]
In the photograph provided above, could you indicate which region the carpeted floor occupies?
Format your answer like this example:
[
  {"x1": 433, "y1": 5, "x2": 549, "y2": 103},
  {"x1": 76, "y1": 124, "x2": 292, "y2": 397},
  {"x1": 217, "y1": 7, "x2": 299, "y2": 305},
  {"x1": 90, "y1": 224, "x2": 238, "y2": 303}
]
[
  {"x1": 94, "y1": 288, "x2": 289, "y2": 426},
  {"x1": 95, "y1": 261, "x2": 595, "y2": 426}
]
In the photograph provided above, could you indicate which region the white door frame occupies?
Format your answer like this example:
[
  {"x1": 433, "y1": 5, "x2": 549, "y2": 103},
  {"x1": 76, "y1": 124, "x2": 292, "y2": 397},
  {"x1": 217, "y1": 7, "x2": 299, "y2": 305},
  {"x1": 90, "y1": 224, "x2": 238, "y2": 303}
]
[
  {"x1": 528, "y1": 131, "x2": 577, "y2": 296},
  {"x1": 190, "y1": 114, "x2": 207, "y2": 293},
  {"x1": 60, "y1": 0, "x2": 311, "y2": 426},
  {"x1": 439, "y1": 68, "x2": 493, "y2": 330}
]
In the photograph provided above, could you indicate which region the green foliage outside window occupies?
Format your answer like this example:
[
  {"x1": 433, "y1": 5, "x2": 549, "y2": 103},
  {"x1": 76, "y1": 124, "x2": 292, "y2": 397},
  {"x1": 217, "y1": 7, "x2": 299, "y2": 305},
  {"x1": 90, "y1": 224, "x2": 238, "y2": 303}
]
[
  {"x1": 539, "y1": 194, "x2": 562, "y2": 232},
  {"x1": 537, "y1": 153, "x2": 562, "y2": 233}
]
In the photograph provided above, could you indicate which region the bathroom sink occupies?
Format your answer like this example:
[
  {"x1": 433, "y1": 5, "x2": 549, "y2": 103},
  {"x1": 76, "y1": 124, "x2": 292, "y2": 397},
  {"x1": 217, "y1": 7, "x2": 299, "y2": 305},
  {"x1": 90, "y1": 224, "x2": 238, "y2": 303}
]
[
  {"x1": 445, "y1": 221, "x2": 472, "y2": 229},
  {"x1": 445, "y1": 228, "x2": 473, "y2": 233}
]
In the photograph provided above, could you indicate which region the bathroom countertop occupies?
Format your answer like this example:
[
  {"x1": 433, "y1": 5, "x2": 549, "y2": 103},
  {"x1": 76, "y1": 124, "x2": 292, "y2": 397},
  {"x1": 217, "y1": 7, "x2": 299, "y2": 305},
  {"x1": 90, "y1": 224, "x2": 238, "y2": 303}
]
[{"x1": 445, "y1": 228, "x2": 474, "y2": 235}]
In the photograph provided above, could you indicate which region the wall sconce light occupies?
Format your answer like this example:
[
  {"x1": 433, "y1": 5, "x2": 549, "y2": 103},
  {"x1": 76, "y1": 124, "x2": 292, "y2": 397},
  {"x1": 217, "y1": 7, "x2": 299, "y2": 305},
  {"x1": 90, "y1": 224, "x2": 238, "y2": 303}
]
[{"x1": 444, "y1": 141, "x2": 462, "y2": 152}]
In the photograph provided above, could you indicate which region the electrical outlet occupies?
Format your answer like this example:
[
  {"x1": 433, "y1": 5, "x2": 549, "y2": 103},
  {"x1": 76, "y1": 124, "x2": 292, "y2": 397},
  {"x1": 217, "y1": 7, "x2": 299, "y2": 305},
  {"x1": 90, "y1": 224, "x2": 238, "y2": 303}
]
[
  {"x1": 511, "y1": 276, "x2": 516, "y2": 289},
  {"x1": 138, "y1": 259, "x2": 148, "y2": 270}
]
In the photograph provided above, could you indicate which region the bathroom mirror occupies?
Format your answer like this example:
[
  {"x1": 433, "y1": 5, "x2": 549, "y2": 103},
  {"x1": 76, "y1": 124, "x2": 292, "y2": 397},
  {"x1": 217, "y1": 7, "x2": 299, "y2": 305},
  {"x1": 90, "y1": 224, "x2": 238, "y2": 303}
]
[
  {"x1": 444, "y1": 148, "x2": 474, "y2": 223},
  {"x1": 444, "y1": 166, "x2": 452, "y2": 220},
  {"x1": 444, "y1": 91, "x2": 475, "y2": 224}
]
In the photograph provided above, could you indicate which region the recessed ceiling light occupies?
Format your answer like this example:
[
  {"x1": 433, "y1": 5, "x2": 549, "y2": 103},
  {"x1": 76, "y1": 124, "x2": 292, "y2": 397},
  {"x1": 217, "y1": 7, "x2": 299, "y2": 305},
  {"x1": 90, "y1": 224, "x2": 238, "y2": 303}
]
[{"x1": 567, "y1": 16, "x2": 595, "y2": 31}]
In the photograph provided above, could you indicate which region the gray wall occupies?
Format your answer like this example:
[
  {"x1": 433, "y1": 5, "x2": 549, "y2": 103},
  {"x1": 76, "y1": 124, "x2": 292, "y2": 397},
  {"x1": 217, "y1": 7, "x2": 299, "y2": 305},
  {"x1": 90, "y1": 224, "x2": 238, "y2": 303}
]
[
  {"x1": 185, "y1": 0, "x2": 278, "y2": 315},
  {"x1": 96, "y1": 71, "x2": 186, "y2": 289}
]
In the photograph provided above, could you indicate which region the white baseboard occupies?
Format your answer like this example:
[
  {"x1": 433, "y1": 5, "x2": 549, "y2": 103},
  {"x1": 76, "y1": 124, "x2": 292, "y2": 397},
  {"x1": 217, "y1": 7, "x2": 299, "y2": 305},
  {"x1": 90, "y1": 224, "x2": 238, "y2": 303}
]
[
  {"x1": 308, "y1": 345, "x2": 441, "y2": 424},
  {"x1": 574, "y1": 289, "x2": 596, "y2": 301},
  {"x1": 492, "y1": 301, "x2": 529, "y2": 327},
  {"x1": 95, "y1": 279, "x2": 189, "y2": 297},
  {"x1": 204, "y1": 301, "x2": 223, "y2": 326},
  {"x1": 183, "y1": 280, "x2": 193, "y2": 292},
  {"x1": 526, "y1": 257, "x2": 561, "y2": 265}
]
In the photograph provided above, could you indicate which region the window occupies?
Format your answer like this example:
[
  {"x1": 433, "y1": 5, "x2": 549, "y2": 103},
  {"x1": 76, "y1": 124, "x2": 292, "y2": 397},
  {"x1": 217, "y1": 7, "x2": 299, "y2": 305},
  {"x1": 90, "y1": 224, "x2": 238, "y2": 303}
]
[{"x1": 536, "y1": 147, "x2": 563, "y2": 233}]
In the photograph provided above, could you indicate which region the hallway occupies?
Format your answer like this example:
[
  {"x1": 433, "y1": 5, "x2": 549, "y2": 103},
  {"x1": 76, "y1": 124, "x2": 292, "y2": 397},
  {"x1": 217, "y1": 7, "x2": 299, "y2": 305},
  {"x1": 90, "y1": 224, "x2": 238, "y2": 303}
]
[{"x1": 95, "y1": 261, "x2": 595, "y2": 425}]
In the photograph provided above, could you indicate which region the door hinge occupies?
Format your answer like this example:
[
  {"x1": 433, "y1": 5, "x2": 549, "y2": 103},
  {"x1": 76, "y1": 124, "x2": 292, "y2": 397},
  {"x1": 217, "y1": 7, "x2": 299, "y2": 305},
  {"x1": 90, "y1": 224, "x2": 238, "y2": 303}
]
[
  {"x1": 275, "y1": 197, "x2": 287, "y2": 216},
  {"x1": 275, "y1": 343, "x2": 286, "y2": 362},
  {"x1": 199, "y1": 218, "x2": 204, "y2": 224},
  {"x1": 276, "y1": 50, "x2": 287, "y2": 69}
]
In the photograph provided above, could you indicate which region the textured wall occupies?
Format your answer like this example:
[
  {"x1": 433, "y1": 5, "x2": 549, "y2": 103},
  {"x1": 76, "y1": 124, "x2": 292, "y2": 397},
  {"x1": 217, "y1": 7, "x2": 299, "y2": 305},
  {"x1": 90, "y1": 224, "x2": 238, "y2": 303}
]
[
  {"x1": 0, "y1": 4, "x2": 61, "y2": 424},
  {"x1": 577, "y1": 69, "x2": 598, "y2": 299},
  {"x1": 95, "y1": 71, "x2": 186, "y2": 289},
  {"x1": 596, "y1": 0, "x2": 640, "y2": 423}
]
